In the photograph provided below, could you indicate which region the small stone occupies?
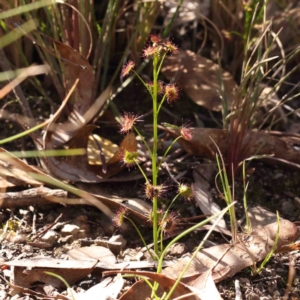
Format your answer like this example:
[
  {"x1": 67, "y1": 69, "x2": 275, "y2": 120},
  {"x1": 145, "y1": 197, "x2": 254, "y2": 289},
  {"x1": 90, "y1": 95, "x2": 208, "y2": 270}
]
[
  {"x1": 60, "y1": 224, "x2": 80, "y2": 238},
  {"x1": 166, "y1": 243, "x2": 187, "y2": 256},
  {"x1": 41, "y1": 230, "x2": 58, "y2": 247},
  {"x1": 109, "y1": 235, "x2": 127, "y2": 248},
  {"x1": 281, "y1": 200, "x2": 296, "y2": 215},
  {"x1": 239, "y1": 277, "x2": 250, "y2": 284},
  {"x1": 78, "y1": 230, "x2": 87, "y2": 239}
]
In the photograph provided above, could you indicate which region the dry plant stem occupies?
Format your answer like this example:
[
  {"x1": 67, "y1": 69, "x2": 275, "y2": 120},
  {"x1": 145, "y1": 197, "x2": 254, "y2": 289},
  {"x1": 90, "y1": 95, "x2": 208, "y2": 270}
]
[
  {"x1": 0, "y1": 48, "x2": 33, "y2": 119},
  {"x1": 0, "y1": 187, "x2": 67, "y2": 208}
]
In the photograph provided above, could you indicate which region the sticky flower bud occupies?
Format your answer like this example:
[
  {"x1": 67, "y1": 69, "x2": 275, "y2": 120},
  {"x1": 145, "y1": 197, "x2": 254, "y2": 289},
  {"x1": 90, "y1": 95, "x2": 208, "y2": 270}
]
[
  {"x1": 165, "y1": 83, "x2": 179, "y2": 103},
  {"x1": 162, "y1": 40, "x2": 179, "y2": 54},
  {"x1": 145, "y1": 182, "x2": 167, "y2": 200},
  {"x1": 121, "y1": 60, "x2": 135, "y2": 78},
  {"x1": 160, "y1": 212, "x2": 178, "y2": 236},
  {"x1": 122, "y1": 150, "x2": 138, "y2": 168},
  {"x1": 142, "y1": 45, "x2": 160, "y2": 58},
  {"x1": 180, "y1": 126, "x2": 193, "y2": 141},
  {"x1": 113, "y1": 207, "x2": 127, "y2": 227},
  {"x1": 146, "y1": 81, "x2": 165, "y2": 95},
  {"x1": 150, "y1": 34, "x2": 162, "y2": 46},
  {"x1": 178, "y1": 183, "x2": 193, "y2": 201},
  {"x1": 119, "y1": 112, "x2": 141, "y2": 134}
]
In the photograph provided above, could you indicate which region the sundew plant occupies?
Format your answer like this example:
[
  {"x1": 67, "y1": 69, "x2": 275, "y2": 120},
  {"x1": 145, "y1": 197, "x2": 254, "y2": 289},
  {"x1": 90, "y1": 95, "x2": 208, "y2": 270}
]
[{"x1": 116, "y1": 34, "x2": 194, "y2": 259}]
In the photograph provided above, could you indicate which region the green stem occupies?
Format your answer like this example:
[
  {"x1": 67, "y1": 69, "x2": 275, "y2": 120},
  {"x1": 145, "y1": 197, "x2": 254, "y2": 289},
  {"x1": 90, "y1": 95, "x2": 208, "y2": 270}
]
[{"x1": 152, "y1": 54, "x2": 159, "y2": 256}]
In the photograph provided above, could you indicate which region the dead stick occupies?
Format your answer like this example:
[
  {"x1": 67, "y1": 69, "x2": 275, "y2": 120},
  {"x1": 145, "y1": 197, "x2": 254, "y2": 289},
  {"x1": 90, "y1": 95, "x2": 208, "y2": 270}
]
[{"x1": 0, "y1": 187, "x2": 68, "y2": 208}]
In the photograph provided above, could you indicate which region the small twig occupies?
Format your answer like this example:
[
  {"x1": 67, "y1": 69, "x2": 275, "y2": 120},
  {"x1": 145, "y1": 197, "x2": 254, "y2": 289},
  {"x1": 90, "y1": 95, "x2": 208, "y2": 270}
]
[
  {"x1": 32, "y1": 207, "x2": 37, "y2": 235},
  {"x1": 31, "y1": 213, "x2": 63, "y2": 241},
  {"x1": 235, "y1": 279, "x2": 242, "y2": 300}
]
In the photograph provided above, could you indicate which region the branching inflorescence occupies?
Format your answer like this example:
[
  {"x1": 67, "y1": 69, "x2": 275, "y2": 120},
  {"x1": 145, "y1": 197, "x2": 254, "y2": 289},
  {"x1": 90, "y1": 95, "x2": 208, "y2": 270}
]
[{"x1": 119, "y1": 35, "x2": 193, "y2": 258}]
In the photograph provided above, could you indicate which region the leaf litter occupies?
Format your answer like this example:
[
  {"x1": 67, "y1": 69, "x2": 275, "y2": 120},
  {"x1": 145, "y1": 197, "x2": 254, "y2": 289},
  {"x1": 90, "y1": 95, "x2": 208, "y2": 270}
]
[{"x1": 1, "y1": 10, "x2": 300, "y2": 300}]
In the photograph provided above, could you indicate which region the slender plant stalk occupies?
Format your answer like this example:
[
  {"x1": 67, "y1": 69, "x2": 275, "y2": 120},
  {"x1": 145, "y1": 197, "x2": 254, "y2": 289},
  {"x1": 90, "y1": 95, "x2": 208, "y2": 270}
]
[{"x1": 152, "y1": 54, "x2": 159, "y2": 256}]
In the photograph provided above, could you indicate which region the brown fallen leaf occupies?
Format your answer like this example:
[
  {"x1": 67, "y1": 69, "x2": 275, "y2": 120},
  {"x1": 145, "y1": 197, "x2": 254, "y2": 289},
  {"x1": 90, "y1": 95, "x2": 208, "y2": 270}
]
[
  {"x1": 4, "y1": 258, "x2": 97, "y2": 288},
  {"x1": 67, "y1": 246, "x2": 116, "y2": 265},
  {"x1": 162, "y1": 50, "x2": 237, "y2": 111},
  {"x1": 0, "y1": 275, "x2": 70, "y2": 300},
  {"x1": 162, "y1": 218, "x2": 300, "y2": 283}
]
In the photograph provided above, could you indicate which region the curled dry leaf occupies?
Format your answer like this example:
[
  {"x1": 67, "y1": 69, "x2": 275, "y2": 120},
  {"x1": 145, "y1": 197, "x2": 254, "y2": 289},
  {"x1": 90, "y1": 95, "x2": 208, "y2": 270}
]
[
  {"x1": 162, "y1": 50, "x2": 237, "y2": 111},
  {"x1": 163, "y1": 218, "x2": 300, "y2": 283}
]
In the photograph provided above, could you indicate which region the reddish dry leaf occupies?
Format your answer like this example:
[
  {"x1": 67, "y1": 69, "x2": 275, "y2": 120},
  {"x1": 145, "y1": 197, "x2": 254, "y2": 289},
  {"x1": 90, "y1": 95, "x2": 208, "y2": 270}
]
[
  {"x1": 103, "y1": 270, "x2": 198, "y2": 300},
  {"x1": 162, "y1": 50, "x2": 237, "y2": 111},
  {"x1": 117, "y1": 279, "x2": 166, "y2": 300},
  {"x1": 104, "y1": 269, "x2": 222, "y2": 300},
  {"x1": 163, "y1": 218, "x2": 300, "y2": 283},
  {"x1": 162, "y1": 125, "x2": 300, "y2": 167}
]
